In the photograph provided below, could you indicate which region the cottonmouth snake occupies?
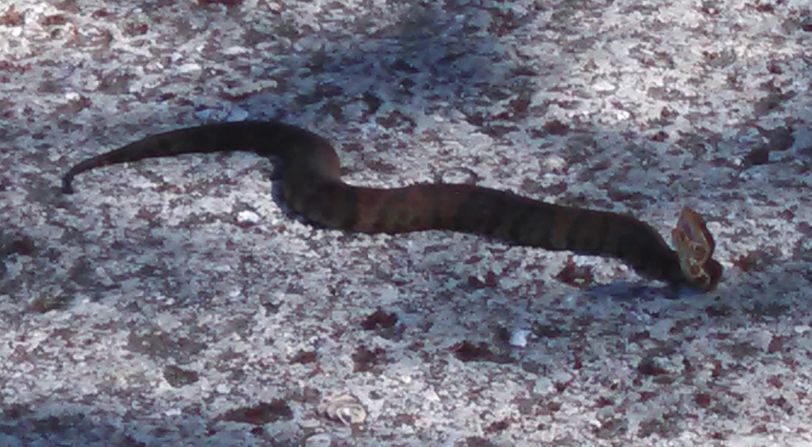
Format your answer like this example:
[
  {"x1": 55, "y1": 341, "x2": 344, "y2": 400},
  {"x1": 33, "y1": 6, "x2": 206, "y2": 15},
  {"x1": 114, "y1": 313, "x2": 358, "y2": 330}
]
[{"x1": 61, "y1": 121, "x2": 722, "y2": 291}]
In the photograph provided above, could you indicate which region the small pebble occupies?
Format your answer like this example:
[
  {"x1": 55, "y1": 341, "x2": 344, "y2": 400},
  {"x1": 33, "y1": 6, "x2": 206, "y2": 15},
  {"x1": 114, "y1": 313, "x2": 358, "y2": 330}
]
[{"x1": 509, "y1": 329, "x2": 531, "y2": 347}]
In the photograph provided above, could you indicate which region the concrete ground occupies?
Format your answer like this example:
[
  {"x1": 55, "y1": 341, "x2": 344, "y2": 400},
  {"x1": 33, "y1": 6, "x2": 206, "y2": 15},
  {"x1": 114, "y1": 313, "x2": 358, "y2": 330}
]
[{"x1": 0, "y1": 0, "x2": 810, "y2": 445}]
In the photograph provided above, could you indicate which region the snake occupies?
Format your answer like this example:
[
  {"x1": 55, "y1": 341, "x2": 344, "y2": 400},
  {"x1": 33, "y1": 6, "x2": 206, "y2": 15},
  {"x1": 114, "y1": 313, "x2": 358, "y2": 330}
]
[{"x1": 61, "y1": 121, "x2": 722, "y2": 291}]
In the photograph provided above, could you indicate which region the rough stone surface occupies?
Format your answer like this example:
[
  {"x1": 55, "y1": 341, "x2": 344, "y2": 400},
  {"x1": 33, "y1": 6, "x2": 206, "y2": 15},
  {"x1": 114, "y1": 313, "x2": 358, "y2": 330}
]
[{"x1": 1, "y1": 1, "x2": 810, "y2": 445}]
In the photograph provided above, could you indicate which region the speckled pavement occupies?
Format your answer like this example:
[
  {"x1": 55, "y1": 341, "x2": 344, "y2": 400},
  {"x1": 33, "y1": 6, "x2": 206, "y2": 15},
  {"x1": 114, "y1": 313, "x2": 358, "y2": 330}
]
[{"x1": 1, "y1": 1, "x2": 810, "y2": 446}]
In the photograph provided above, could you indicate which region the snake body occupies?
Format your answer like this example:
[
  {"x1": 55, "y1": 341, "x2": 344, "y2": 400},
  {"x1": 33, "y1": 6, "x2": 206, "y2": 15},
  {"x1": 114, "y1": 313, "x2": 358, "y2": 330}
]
[{"x1": 62, "y1": 121, "x2": 722, "y2": 291}]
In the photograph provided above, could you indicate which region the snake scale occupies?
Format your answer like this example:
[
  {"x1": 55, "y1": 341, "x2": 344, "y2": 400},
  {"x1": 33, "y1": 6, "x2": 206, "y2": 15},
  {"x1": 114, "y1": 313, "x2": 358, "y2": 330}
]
[{"x1": 62, "y1": 121, "x2": 722, "y2": 291}]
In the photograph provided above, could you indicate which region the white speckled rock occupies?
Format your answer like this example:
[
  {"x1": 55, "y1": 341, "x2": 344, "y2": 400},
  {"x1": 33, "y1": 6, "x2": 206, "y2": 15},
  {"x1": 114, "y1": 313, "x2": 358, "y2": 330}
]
[{"x1": 0, "y1": 0, "x2": 810, "y2": 446}]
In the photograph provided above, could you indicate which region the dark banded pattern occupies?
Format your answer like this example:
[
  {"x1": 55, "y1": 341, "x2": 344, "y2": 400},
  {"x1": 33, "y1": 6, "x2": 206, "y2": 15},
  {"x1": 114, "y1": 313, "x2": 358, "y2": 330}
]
[{"x1": 61, "y1": 120, "x2": 722, "y2": 291}]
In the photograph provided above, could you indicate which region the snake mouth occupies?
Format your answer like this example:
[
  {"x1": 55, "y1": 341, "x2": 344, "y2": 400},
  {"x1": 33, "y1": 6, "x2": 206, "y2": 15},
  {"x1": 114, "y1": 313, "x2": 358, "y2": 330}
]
[{"x1": 671, "y1": 207, "x2": 723, "y2": 291}]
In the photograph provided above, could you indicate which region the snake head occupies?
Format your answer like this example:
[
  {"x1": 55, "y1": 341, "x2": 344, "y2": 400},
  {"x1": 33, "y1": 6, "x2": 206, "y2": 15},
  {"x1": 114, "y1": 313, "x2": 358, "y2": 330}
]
[{"x1": 671, "y1": 207, "x2": 723, "y2": 291}]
